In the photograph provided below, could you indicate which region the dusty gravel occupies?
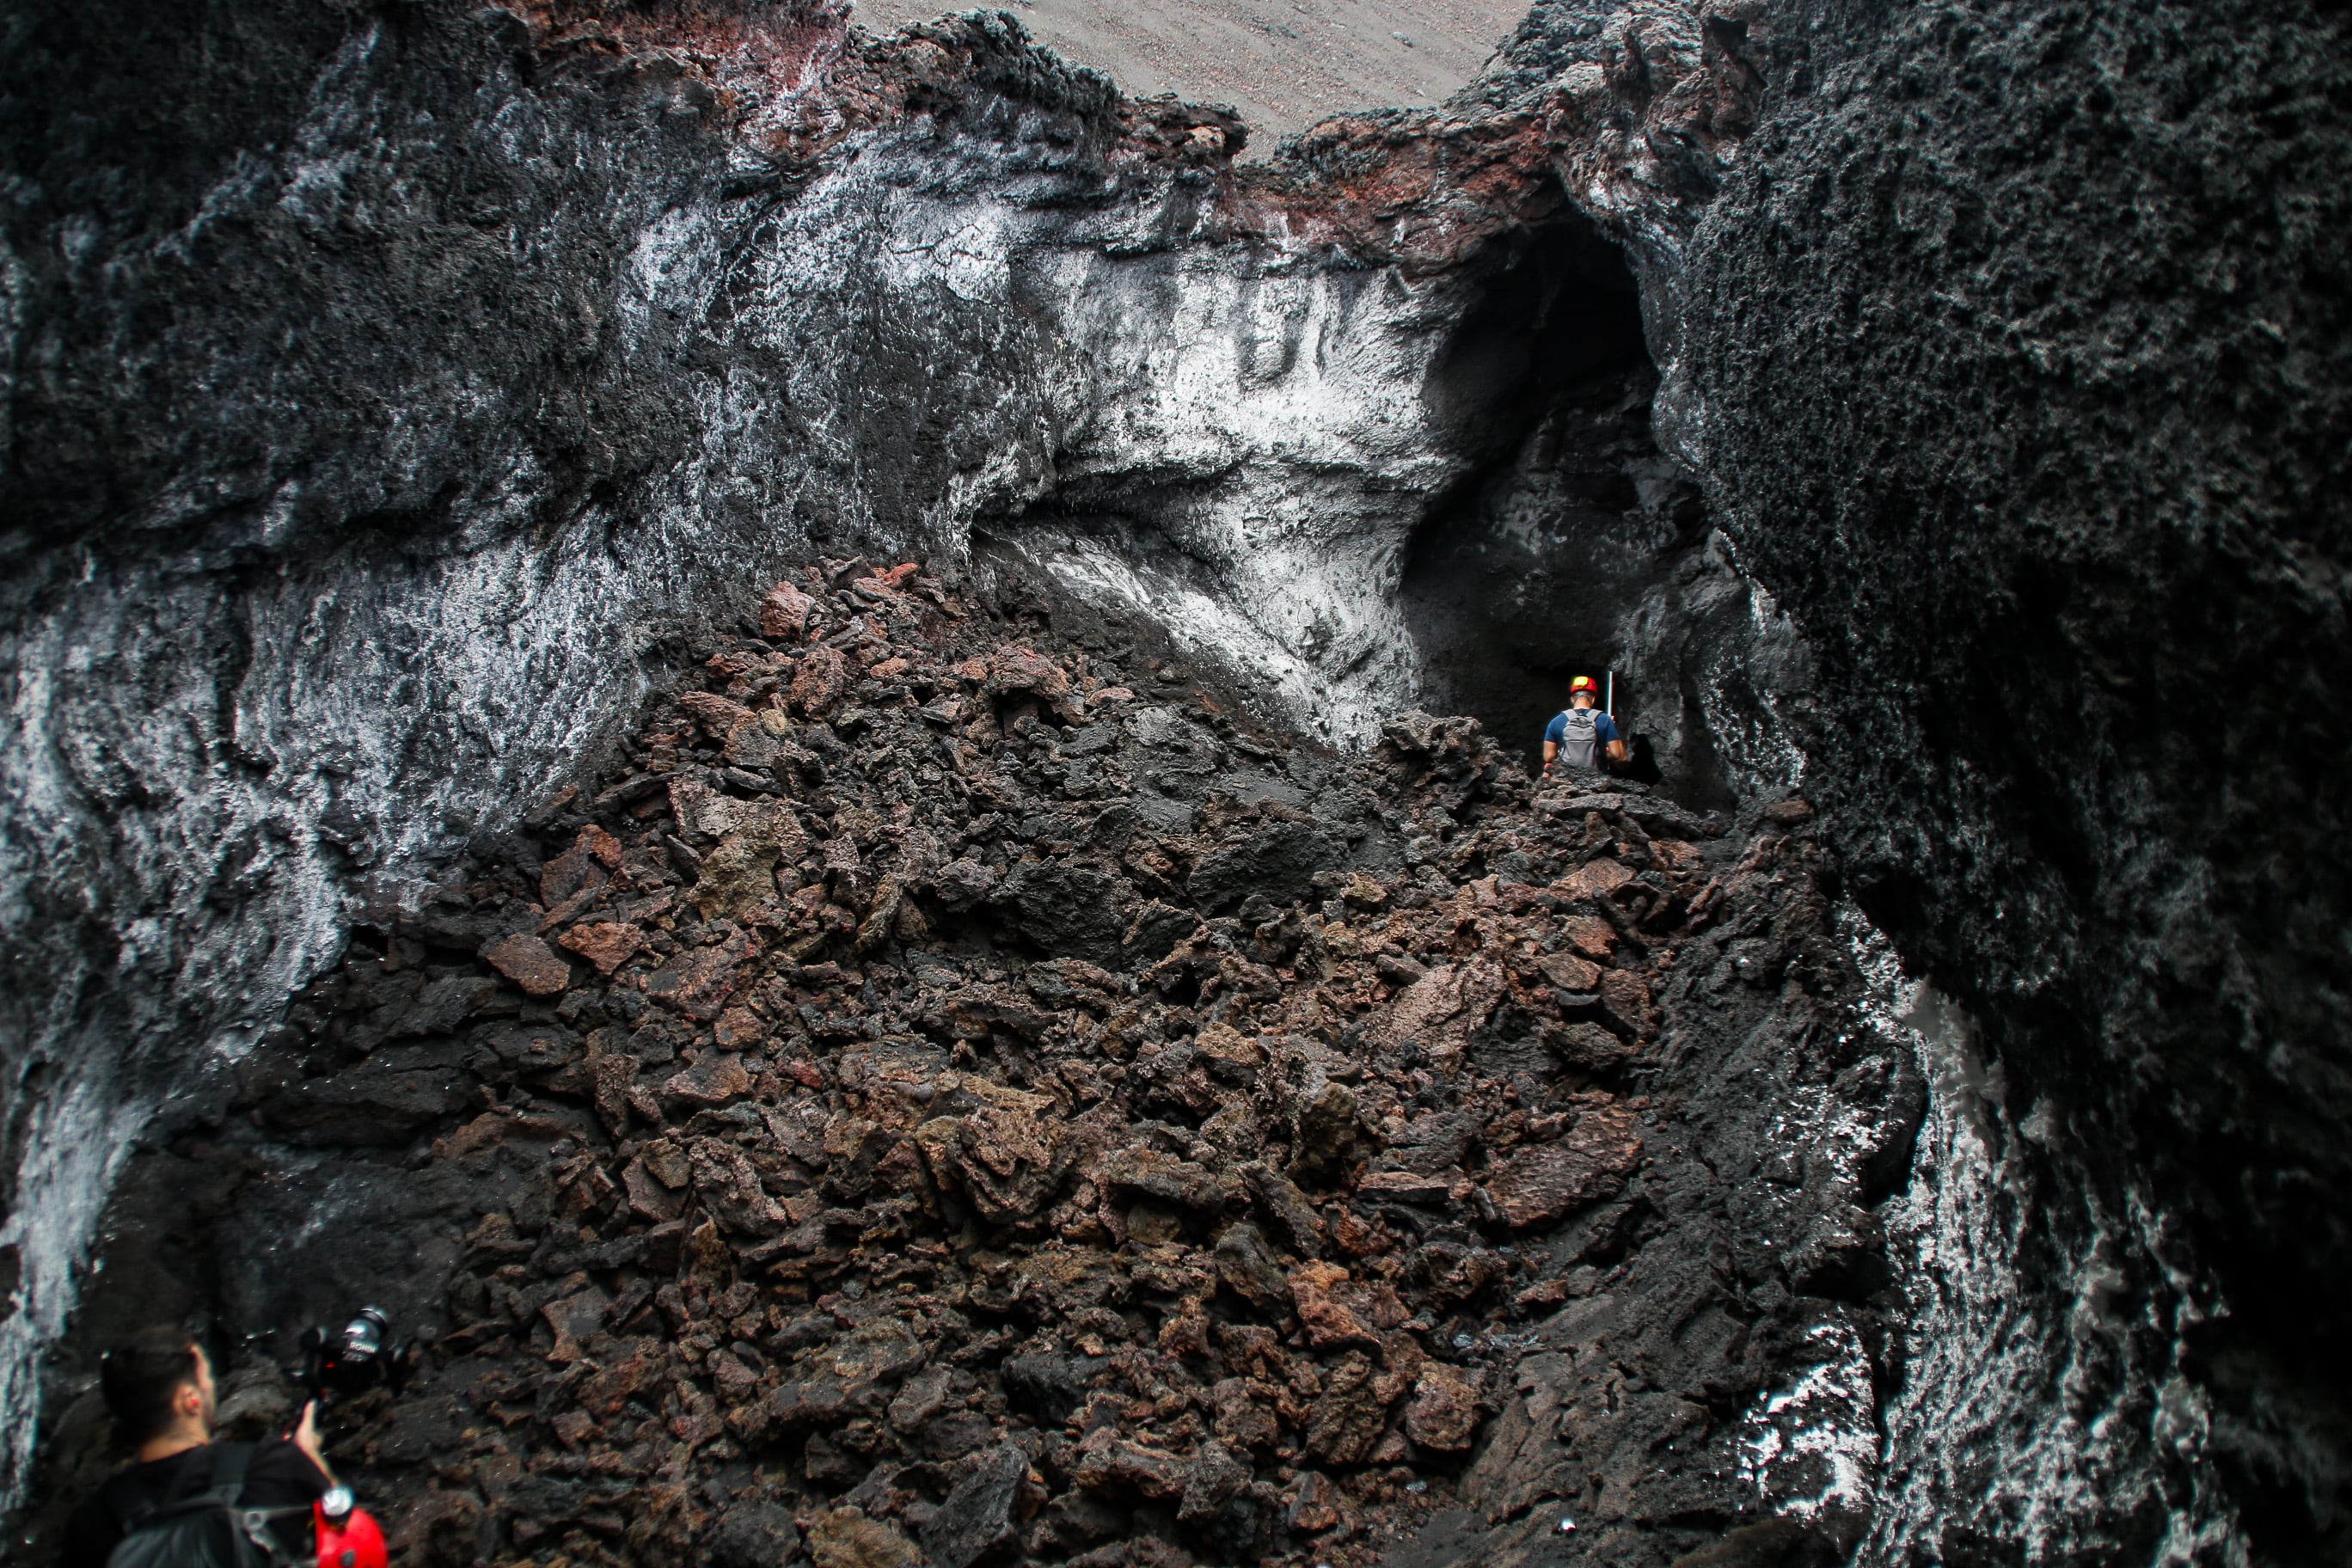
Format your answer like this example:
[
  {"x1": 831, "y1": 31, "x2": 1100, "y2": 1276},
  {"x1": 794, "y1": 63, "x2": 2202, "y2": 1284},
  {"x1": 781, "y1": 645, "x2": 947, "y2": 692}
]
[{"x1": 848, "y1": 0, "x2": 1530, "y2": 149}]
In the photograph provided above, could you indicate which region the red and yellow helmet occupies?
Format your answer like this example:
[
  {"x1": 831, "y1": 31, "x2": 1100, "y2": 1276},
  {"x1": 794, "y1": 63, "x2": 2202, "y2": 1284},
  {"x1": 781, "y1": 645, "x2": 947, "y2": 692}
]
[{"x1": 1568, "y1": 676, "x2": 1598, "y2": 695}]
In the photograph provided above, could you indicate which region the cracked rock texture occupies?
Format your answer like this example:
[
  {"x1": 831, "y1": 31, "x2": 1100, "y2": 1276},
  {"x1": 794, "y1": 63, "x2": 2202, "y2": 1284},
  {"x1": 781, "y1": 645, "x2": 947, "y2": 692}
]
[
  {"x1": 1648, "y1": 3, "x2": 2352, "y2": 1562},
  {"x1": 2, "y1": 0, "x2": 2346, "y2": 1561},
  {"x1": 0, "y1": 0, "x2": 1776, "y2": 1512},
  {"x1": 22, "y1": 565, "x2": 1913, "y2": 1568}
]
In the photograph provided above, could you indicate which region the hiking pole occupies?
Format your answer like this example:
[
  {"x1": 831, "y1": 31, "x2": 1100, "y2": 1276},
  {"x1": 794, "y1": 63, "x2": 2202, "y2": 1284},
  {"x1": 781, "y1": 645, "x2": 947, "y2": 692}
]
[{"x1": 1605, "y1": 671, "x2": 1614, "y2": 719}]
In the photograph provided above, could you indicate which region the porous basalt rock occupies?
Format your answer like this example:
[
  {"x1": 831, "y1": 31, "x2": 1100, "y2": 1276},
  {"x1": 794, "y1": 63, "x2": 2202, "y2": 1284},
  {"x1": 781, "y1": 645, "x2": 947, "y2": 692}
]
[{"x1": 1611, "y1": 3, "x2": 2352, "y2": 1559}]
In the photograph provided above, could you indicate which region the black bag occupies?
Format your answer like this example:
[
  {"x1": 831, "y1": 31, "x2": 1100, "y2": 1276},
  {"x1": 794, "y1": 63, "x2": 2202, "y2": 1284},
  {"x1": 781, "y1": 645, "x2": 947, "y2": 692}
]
[{"x1": 104, "y1": 1445, "x2": 305, "y2": 1568}]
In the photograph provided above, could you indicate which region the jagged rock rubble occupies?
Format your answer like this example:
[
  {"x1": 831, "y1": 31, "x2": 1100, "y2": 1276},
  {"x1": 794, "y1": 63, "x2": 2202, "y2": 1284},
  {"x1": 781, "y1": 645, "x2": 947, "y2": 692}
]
[{"x1": 31, "y1": 562, "x2": 1916, "y2": 1568}]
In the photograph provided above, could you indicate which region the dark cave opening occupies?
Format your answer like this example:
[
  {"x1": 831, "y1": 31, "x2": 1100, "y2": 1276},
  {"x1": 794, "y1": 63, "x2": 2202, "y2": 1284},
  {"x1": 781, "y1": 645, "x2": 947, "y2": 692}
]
[{"x1": 1397, "y1": 209, "x2": 1706, "y2": 793}]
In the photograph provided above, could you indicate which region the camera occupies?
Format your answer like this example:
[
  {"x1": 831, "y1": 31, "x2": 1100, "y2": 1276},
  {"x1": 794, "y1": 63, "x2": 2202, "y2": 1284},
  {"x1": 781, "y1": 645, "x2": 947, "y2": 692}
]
[{"x1": 297, "y1": 1307, "x2": 413, "y2": 1407}]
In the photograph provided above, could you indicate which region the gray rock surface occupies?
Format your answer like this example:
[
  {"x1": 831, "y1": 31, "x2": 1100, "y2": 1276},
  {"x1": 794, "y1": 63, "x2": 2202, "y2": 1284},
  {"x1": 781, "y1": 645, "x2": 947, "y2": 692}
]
[{"x1": 1638, "y1": 3, "x2": 2352, "y2": 1559}]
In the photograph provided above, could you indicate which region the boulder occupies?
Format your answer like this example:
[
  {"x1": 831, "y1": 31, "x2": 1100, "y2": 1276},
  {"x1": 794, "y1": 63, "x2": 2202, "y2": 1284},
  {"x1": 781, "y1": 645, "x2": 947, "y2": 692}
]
[
  {"x1": 923, "y1": 1445, "x2": 1029, "y2": 1568},
  {"x1": 481, "y1": 932, "x2": 570, "y2": 995},
  {"x1": 808, "y1": 1509, "x2": 923, "y2": 1568},
  {"x1": 1483, "y1": 1104, "x2": 1645, "y2": 1229},
  {"x1": 1186, "y1": 821, "x2": 1339, "y2": 912}
]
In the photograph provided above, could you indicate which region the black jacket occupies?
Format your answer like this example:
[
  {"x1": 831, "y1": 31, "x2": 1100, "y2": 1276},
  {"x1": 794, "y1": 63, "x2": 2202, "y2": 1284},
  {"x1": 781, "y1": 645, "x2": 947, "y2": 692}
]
[{"x1": 60, "y1": 1440, "x2": 330, "y2": 1568}]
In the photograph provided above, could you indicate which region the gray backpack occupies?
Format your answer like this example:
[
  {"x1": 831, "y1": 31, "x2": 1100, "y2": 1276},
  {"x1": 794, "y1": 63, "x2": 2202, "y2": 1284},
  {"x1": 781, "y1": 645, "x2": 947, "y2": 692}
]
[
  {"x1": 1553, "y1": 707, "x2": 1604, "y2": 771},
  {"x1": 105, "y1": 1446, "x2": 304, "y2": 1568}
]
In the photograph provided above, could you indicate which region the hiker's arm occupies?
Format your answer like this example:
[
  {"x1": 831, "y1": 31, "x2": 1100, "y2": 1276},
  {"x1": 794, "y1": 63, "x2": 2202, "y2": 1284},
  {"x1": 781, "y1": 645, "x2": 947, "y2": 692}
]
[
  {"x1": 1541, "y1": 740, "x2": 1559, "y2": 774},
  {"x1": 290, "y1": 1401, "x2": 340, "y2": 1487},
  {"x1": 1607, "y1": 737, "x2": 1630, "y2": 765}
]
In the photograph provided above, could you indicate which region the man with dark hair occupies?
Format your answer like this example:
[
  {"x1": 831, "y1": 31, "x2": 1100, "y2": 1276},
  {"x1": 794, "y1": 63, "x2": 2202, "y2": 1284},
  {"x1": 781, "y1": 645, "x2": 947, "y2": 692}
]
[{"x1": 59, "y1": 1326, "x2": 336, "y2": 1567}]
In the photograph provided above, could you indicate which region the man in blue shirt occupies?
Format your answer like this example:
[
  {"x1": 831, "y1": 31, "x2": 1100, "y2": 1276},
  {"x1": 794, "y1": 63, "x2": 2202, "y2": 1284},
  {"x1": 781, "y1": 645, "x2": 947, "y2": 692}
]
[{"x1": 1542, "y1": 676, "x2": 1627, "y2": 778}]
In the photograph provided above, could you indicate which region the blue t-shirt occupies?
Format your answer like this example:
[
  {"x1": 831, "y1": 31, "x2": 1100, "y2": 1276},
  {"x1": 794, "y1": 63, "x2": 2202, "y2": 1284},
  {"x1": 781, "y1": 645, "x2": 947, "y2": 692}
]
[{"x1": 1544, "y1": 707, "x2": 1620, "y2": 747}]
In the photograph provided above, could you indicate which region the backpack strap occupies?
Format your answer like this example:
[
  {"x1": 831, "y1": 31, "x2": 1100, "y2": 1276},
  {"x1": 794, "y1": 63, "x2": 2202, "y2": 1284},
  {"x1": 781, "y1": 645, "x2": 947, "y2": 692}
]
[{"x1": 113, "y1": 1443, "x2": 254, "y2": 1527}]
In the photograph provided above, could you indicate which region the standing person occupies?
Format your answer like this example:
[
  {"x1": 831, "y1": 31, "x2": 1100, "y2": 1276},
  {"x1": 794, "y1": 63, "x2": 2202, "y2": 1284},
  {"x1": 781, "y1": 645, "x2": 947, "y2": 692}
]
[
  {"x1": 1541, "y1": 675, "x2": 1628, "y2": 779},
  {"x1": 60, "y1": 1326, "x2": 340, "y2": 1567}
]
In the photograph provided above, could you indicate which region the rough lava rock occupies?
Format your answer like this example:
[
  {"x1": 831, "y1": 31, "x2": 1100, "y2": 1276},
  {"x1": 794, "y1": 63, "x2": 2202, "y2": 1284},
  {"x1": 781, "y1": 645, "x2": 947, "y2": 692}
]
[
  {"x1": 0, "y1": 0, "x2": 2343, "y2": 1560},
  {"x1": 15, "y1": 569, "x2": 1910, "y2": 1568}
]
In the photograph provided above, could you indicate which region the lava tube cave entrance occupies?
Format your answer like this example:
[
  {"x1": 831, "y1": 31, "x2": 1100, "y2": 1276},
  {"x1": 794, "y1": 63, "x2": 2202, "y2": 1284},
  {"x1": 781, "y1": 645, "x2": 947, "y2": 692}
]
[{"x1": 1400, "y1": 208, "x2": 1707, "y2": 792}]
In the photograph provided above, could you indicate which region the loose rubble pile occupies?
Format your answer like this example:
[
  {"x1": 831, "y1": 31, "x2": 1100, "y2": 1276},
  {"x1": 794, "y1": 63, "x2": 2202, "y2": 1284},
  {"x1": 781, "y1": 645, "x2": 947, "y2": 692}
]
[{"x1": 48, "y1": 559, "x2": 1916, "y2": 1568}]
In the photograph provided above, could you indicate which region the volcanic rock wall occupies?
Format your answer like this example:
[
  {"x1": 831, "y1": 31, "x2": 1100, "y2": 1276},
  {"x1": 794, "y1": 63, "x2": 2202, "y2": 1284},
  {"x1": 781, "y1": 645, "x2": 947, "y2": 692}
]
[
  {"x1": 1645, "y1": 3, "x2": 2352, "y2": 1559},
  {"x1": 2, "y1": 0, "x2": 2344, "y2": 1560},
  {"x1": 0, "y1": 0, "x2": 1764, "y2": 1509}
]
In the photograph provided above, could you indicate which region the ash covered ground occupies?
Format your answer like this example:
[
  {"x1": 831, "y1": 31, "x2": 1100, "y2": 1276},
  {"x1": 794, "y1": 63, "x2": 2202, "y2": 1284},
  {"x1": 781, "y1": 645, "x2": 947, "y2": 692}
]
[{"x1": 28, "y1": 561, "x2": 1915, "y2": 1568}]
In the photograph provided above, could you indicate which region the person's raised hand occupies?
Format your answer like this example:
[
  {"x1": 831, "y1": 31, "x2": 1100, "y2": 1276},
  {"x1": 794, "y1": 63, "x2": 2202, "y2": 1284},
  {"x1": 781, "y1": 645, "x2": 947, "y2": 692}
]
[{"x1": 291, "y1": 1400, "x2": 328, "y2": 1470}]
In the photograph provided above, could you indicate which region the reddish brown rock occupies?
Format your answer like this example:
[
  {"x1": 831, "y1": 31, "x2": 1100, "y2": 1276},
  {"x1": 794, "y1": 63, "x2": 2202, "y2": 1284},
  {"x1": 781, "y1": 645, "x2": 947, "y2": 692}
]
[
  {"x1": 1285, "y1": 1471, "x2": 1350, "y2": 1536},
  {"x1": 591, "y1": 1052, "x2": 636, "y2": 1137},
  {"x1": 760, "y1": 579, "x2": 816, "y2": 638},
  {"x1": 211, "y1": 557, "x2": 1867, "y2": 1560},
  {"x1": 541, "y1": 1284, "x2": 609, "y2": 1363},
  {"x1": 1289, "y1": 1261, "x2": 1407, "y2": 1348},
  {"x1": 549, "y1": 1406, "x2": 599, "y2": 1447},
  {"x1": 1553, "y1": 1023, "x2": 1638, "y2": 1073},
  {"x1": 1305, "y1": 1345, "x2": 1418, "y2": 1465},
  {"x1": 1355, "y1": 1168, "x2": 1461, "y2": 1204},
  {"x1": 576, "y1": 1351, "x2": 655, "y2": 1418},
  {"x1": 1484, "y1": 1103, "x2": 1645, "y2": 1228},
  {"x1": 559, "y1": 921, "x2": 643, "y2": 976},
  {"x1": 713, "y1": 1006, "x2": 765, "y2": 1049},
  {"x1": 1193, "y1": 1021, "x2": 1265, "y2": 1077},
  {"x1": 1563, "y1": 916, "x2": 1617, "y2": 959},
  {"x1": 1600, "y1": 969, "x2": 1655, "y2": 1038},
  {"x1": 1070, "y1": 1434, "x2": 1185, "y2": 1500},
  {"x1": 791, "y1": 645, "x2": 850, "y2": 715},
  {"x1": 689, "y1": 1136, "x2": 787, "y2": 1234},
  {"x1": 807, "y1": 1508, "x2": 924, "y2": 1568},
  {"x1": 623, "y1": 1156, "x2": 688, "y2": 1222},
  {"x1": 646, "y1": 927, "x2": 758, "y2": 1019},
  {"x1": 664, "y1": 1052, "x2": 751, "y2": 1109},
  {"x1": 540, "y1": 826, "x2": 620, "y2": 906},
  {"x1": 722, "y1": 711, "x2": 788, "y2": 769},
  {"x1": 1538, "y1": 951, "x2": 1602, "y2": 993},
  {"x1": 639, "y1": 1137, "x2": 691, "y2": 1188},
  {"x1": 707, "y1": 1349, "x2": 760, "y2": 1400},
  {"x1": 681, "y1": 689, "x2": 754, "y2": 735},
  {"x1": 1208, "y1": 1376, "x2": 1281, "y2": 1452},
  {"x1": 984, "y1": 646, "x2": 1071, "y2": 701},
  {"x1": 1558, "y1": 858, "x2": 1634, "y2": 902},
  {"x1": 1403, "y1": 1362, "x2": 1482, "y2": 1450},
  {"x1": 1363, "y1": 959, "x2": 1504, "y2": 1068},
  {"x1": 1099, "y1": 1145, "x2": 1228, "y2": 1214},
  {"x1": 950, "y1": 1097, "x2": 1069, "y2": 1222},
  {"x1": 481, "y1": 932, "x2": 570, "y2": 995}
]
